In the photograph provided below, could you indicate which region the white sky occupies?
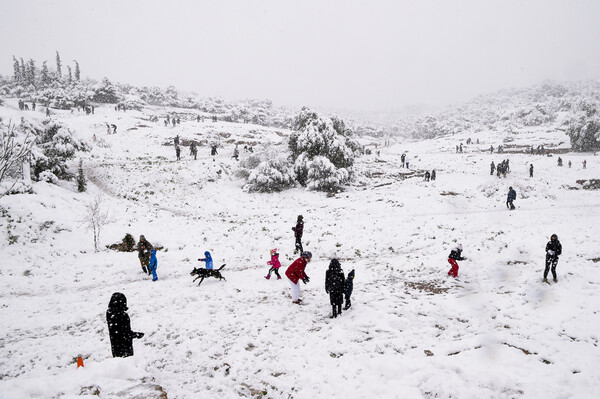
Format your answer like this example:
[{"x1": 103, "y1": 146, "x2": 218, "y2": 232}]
[{"x1": 1, "y1": 0, "x2": 599, "y2": 111}]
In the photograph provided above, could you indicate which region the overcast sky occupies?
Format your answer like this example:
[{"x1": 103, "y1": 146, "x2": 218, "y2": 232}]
[{"x1": 1, "y1": 0, "x2": 599, "y2": 111}]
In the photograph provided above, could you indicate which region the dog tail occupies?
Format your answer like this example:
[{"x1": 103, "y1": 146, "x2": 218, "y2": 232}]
[{"x1": 218, "y1": 264, "x2": 226, "y2": 270}]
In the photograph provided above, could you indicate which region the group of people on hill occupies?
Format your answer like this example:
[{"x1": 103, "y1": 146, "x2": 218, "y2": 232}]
[
  {"x1": 490, "y1": 159, "x2": 510, "y2": 177},
  {"x1": 18, "y1": 99, "x2": 35, "y2": 111}
]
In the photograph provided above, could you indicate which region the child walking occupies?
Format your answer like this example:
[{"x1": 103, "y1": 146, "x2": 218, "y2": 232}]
[
  {"x1": 265, "y1": 248, "x2": 281, "y2": 280},
  {"x1": 344, "y1": 269, "x2": 355, "y2": 310},
  {"x1": 447, "y1": 244, "x2": 466, "y2": 278},
  {"x1": 148, "y1": 249, "x2": 158, "y2": 282}
]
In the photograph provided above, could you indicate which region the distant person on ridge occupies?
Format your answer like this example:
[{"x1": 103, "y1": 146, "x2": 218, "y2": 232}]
[{"x1": 530, "y1": 164, "x2": 534, "y2": 178}]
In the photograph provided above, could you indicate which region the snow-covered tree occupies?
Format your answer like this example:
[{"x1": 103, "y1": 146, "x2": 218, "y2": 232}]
[
  {"x1": 12, "y1": 56, "x2": 21, "y2": 83},
  {"x1": 40, "y1": 61, "x2": 50, "y2": 87},
  {"x1": 566, "y1": 100, "x2": 600, "y2": 152},
  {"x1": 66, "y1": 66, "x2": 72, "y2": 84},
  {"x1": 55, "y1": 51, "x2": 62, "y2": 78},
  {"x1": 289, "y1": 108, "x2": 358, "y2": 190},
  {"x1": 93, "y1": 77, "x2": 118, "y2": 103},
  {"x1": 74, "y1": 60, "x2": 80, "y2": 81},
  {"x1": 244, "y1": 154, "x2": 296, "y2": 193}
]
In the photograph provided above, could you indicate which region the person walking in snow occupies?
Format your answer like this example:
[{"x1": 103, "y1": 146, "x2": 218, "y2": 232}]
[
  {"x1": 325, "y1": 259, "x2": 345, "y2": 318},
  {"x1": 198, "y1": 251, "x2": 214, "y2": 270},
  {"x1": 148, "y1": 249, "x2": 158, "y2": 282},
  {"x1": 211, "y1": 144, "x2": 218, "y2": 156},
  {"x1": 175, "y1": 145, "x2": 181, "y2": 161},
  {"x1": 431, "y1": 169, "x2": 436, "y2": 181},
  {"x1": 529, "y1": 164, "x2": 534, "y2": 178},
  {"x1": 174, "y1": 135, "x2": 180, "y2": 146},
  {"x1": 447, "y1": 244, "x2": 466, "y2": 278},
  {"x1": 424, "y1": 171, "x2": 431, "y2": 182},
  {"x1": 543, "y1": 234, "x2": 562, "y2": 283},
  {"x1": 583, "y1": 160, "x2": 587, "y2": 169},
  {"x1": 506, "y1": 186, "x2": 517, "y2": 210},
  {"x1": 265, "y1": 248, "x2": 282, "y2": 280},
  {"x1": 557, "y1": 157, "x2": 563, "y2": 167},
  {"x1": 106, "y1": 292, "x2": 144, "y2": 358},
  {"x1": 285, "y1": 251, "x2": 312, "y2": 304},
  {"x1": 190, "y1": 142, "x2": 198, "y2": 160},
  {"x1": 232, "y1": 145, "x2": 239, "y2": 161},
  {"x1": 568, "y1": 160, "x2": 572, "y2": 168},
  {"x1": 292, "y1": 215, "x2": 304, "y2": 254},
  {"x1": 490, "y1": 161, "x2": 495, "y2": 176},
  {"x1": 490, "y1": 145, "x2": 494, "y2": 154},
  {"x1": 401, "y1": 153, "x2": 406, "y2": 167},
  {"x1": 344, "y1": 269, "x2": 355, "y2": 310},
  {"x1": 137, "y1": 235, "x2": 153, "y2": 274}
]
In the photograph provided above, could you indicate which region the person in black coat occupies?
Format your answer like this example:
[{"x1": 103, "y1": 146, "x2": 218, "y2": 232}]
[
  {"x1": 543, "y1": 234, "x2": 562, "y2": 283},
  {"x1": 292, "y1": 215, "x2": 304, "y2": 254},
  {"x1": 106, "y1": 293, "x2": 144, "y2": 358},
  {"x1": 344, "y1": 269, "x2": 355, "y2": 310},
  {"x1": 325, "y1": 259, "x2": 345, "y2": 318}
]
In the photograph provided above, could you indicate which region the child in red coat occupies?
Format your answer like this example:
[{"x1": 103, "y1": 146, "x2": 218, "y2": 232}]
[
  {"x1": 285, "y1": 251, "x2": 312, "y2": 303},
  {"x1": 265, "y1": 248, "x2": 281, "y2": 280}
]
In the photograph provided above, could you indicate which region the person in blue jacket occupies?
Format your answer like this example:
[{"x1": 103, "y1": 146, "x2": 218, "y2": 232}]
[
  {"x1": 506, "y1": 186, "x2": 516, "y2": 210},
  {"x1": 198, "y1": 251, "x2": 213, "y2": 270},
  {"x1": 148, "y1": 249, "x2": 158, "y2": 281}
]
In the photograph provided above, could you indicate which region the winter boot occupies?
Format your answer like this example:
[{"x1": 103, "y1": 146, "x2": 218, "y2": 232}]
[
  {"x1": 543, "y1": 278, "x2": 549, "y2": 283},
  {"x1": 331, "y1": 305, "x2": 337, "y2": 318},
  {"x1": 265, "y1": 275, "x2": 271, "y2": 280},
  {"x1": 277, "y1": 276, "x2": 281, "y2": 280},
  {"x1": 337, "y1": 304, "x2": 342, "y2": 316},
  {"x1": 553, "y1": 277, "x2": 558, "y2": 283}
]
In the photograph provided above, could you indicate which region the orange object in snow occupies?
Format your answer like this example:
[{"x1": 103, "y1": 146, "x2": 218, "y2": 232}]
[{"x1": 77, "y1": 355, "x2": 84, "y2": 368}]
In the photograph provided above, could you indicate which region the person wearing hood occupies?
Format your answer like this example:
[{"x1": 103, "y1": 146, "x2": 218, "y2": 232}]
[
  {"x1": 106, "y1": 292, "x2": 144, "y2": 358},
  {"x1": 506, "y1": 186, "x2": 517, "y2": 210},
  {"x1": 447, "y1": 244, "x2": 466, "y2": 278},
  {"x1": 137, "y1": 235, "x2": 153, "y2": 275},
  {"x1": 285, "y1": 251, "x2": 312, "y2": 304},
  {"x1": 292, "y1": 215, "x2": 304, "y2": 254},
  {"x1": 344, "y1": 269, "x2": 355, "y2": 310},
  {"x1": 544, "y1": 234, "x2": 562, "y2": 283},
  {"x1": 198, "y1": 251, "x2": 213, "y2": 270},
  {"x1": 325, "y1": 259, "x2": 345, "y2": 318},
  {"x1": 148, "y1": 249, "x2": 158, "y2": 282},
  {"x1": 265, "y1": 248, "x2": 281, "y2": 280}
]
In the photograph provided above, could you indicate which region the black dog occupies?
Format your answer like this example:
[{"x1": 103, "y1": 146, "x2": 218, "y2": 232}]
[{"x1": 190, "y1": 264, "x2": 226, "y2": 286}]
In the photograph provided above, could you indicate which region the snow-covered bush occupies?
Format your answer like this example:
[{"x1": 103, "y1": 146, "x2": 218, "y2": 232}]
[
  {"x1": 30, "y1": 121, "x2": 90, "y2": 181},
  {"x1": 118, "y1": 94, "x2": 146, "y2": 111},
  {"x1": 289, "y1": 108, "x2": 358, "y2": 190},
  {"x1": 93, "y1": 77, "x2": 119, "y2": 103},
  {"x1": 38, "y1": 170, "x2": 58, "y2": 183},
  {"x1": 244, "y1": 155, "x2": 296, "y2": 193},
  {"x1": 566, "y1": 100, "x2": 600, "y2": 152}
]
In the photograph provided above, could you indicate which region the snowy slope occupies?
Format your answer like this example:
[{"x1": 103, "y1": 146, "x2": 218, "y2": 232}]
[{"x1": 1, "y1": 100, "x2": 599, "y2": 399}]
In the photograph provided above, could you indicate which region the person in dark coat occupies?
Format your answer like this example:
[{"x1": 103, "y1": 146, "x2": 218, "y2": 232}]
[
  {"x1": 106, "y1": 292, "x2": 144, "y2": 358},
  {"x1": 506, "y1": 186, "x2": 516, "y2": 210},
  {"x1": 137, "y1": 235, "x2": 153, "y2": 274},
  {"x1": 447, "y1": 244, "x2": 466, "y2": 278},
  {"x1": 543, "y1": 234, "x2": 562, "y2": 283},
  {"x1": 424, "y1": 171, "x2": 431, "y2": 182},
  {"x1": 325, "y1": 259, "x2": 345, "y2": 318},
  {"x1": 175, "y1": 145, "x2": 181, "y2": 161},
  {"x1": 292, "y1": 215, "x2": 304, "y2": 254},
  {"x1": 344, "y1": 269, "x2": 355, "y2": 310},
  {"x1": 529, "y1": 164, "x2": 534, "y2": 178},
  {"x1": 490, "y1": 161, "x2": 495, "y2": 175},
  {"x1": 431, "y1": 170, "x2": 436, "y2": 181},
  {"x1": 174, "y1": 135, "x2": 180, "y2": 146},
  {"x1": 285, "y1": 251, "x2": 312, "y2": 304},
  {"x1": 190, "y1": 142, "x2": 198, "y2": 160}
]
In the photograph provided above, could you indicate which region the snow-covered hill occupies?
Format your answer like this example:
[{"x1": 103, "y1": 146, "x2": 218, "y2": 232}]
[{"x1": 1, "y1": 99, "x2": 599, "y2": 399}]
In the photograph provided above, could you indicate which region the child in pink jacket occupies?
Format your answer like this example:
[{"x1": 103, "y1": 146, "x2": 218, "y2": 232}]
[{"x1": 265, "y1": 248, "x2": 281, "y2": 280}]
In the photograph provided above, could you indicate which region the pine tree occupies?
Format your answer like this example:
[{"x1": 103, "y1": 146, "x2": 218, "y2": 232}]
[
  {"x1": 28, "y1": 59, "x2": 36, "y2": 86},
  {"x1": 67, "y1": 66, "x2": 72, "y2": 84},
  {"x1": 20, "y1": 58, "x2": 26, "y2": 82},
  {"x1": 55, "y1": 51, "x2": 62, "y2": 77},
  {"x1": 40, "y1": 61, "x2": 50, "y2": 86},
  {"x1": 77, "y1": 159, "x2": 86, "y2": 192},
  {"x1": 74, "y1": 60, "x2": 80, "y2": 81},
  {"x1": 12, "y1": 56, "x2": 21, "y2": 82}
]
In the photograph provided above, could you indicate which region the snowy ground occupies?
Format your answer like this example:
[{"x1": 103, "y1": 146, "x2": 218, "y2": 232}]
[{"x1": 1, "y1": 100, "x2": 599, "y2": 399}]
